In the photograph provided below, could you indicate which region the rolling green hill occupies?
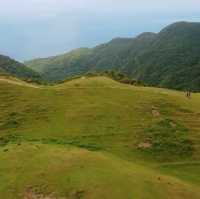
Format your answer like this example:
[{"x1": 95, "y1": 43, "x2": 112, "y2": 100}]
[
  {"x1": 0, "y1": 54, "x2": 41, "y2": 81},
  {"x1": 0, "y1": 75, "x2": 200, "y2": 199},
  {"x1": 26, "y1": 21, "x2": 200, "y2": 91}
]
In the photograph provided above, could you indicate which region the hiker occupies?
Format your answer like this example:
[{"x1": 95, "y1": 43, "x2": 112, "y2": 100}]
[{"x1": 186, "y1": 90, "x2": 191, "y2": 99}]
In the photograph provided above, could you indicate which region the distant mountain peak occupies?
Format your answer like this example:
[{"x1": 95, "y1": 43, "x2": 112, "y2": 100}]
[
  {"x1": 160, "y1": 21, "x2": 200, "y2": 34},
  {"x1": 26, "y1": 21, "x2": 200, "y2": 91},
  {"x1": 109, "y1": 37, "x2": 133, "y2": 43},
  {"x1": 135, "y1": 32, "x2": 157, "y2": 41}
]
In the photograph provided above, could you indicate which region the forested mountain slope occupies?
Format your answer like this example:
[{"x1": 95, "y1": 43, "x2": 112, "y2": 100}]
[
  {"x1": 26, "y1": 21, "x2": 200, "y2": 91},
  {"x1": 0, "y1": 54, "x2": 40, "y2": 80}
]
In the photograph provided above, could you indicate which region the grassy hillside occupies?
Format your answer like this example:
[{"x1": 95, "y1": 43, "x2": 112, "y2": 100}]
[
  {"x1": 26, "y1": 21, "x2": 200, "y2": 91},
  {"x1": 0, "y1": 76, "x2": 200, "y2": 198},
  {"x1": 0, "y1": 55, "x2": 41, "y2": 81}
]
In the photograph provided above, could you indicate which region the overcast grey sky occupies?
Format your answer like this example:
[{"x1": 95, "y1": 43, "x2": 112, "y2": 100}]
[{"x1": 0, "y1": 0, "x2": 199, "y2": 61}]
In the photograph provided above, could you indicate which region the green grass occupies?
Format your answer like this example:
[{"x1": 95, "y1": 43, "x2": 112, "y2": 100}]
[
  {"x1": 0, "y1": 76, "x2": 200, "y2": 198},
  {"x1": 1, "y1": 143, "x2": 200, "y2": 199}
]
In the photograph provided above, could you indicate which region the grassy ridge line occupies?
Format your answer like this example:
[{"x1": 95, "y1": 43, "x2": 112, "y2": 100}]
[
  {"x1": 0, "y1": 74, "x2": 196, "y2": 96},
  {"x1": 0, "y1": 76, "x2": 41, "y2": 88}
]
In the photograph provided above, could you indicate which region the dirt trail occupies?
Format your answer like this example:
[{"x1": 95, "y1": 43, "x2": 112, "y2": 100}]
[{"x1": 157, "y1": 161, "x2": 200, "y2": 167}]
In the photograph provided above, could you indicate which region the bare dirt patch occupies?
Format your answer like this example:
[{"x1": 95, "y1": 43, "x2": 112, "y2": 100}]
[
  {"x1": 138, "y1": 142, "x2": 152, "y2": 149},
  {"x1": 23, "y1": 188, "x2": 86, "y2": 199},
  {"x1": 23, "y1": 189, "x2": 65, "y2": 199},
  {"x1": 151, "y1": 106, "x2": 160, "y2": 117},
  {"x1": 169, "y1": 121, "x2": 177, "y2": 127}
]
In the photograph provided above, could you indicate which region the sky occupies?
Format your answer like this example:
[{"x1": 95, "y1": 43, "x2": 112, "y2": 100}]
[{"x1": 0, "y1": 0, "x2": 200, "y2": 61}]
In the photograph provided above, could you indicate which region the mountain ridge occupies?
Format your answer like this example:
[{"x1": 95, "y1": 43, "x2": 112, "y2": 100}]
[
  {"x1": 25, "y1": 21, "x2": 200, "y2": 91},
  {"x1": 0, "y1": 54, "x2": 41, "y2": 81}
]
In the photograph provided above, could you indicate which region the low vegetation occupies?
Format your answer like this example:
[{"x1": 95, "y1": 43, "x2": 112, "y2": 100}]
[{"x1": 0, "y1": 76, "x2": 200, "y2": 198}]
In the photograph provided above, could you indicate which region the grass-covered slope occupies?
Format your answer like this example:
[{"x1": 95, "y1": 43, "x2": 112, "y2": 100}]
[
  {"x1": 0, "y1": 54, "x2": 41, "y2": 81},
  {"x1": 26, "y1": 21, "x2": 200, "y2": 91},
  {"x1": 1, "y1": 143, "x2": 200, "y2": 199},
  {"x1": 0, "y1": 76, "x2": 200, "y2": 198}
]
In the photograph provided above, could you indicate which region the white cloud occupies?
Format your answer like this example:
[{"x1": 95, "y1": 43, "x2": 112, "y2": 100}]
[{"x1": 0, "y1": 0, "x2": 199, "y2": 20}]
